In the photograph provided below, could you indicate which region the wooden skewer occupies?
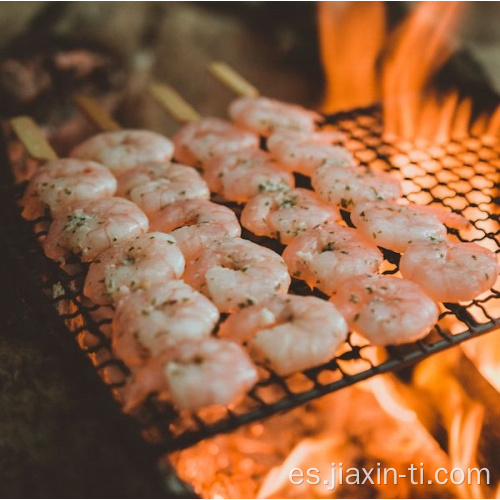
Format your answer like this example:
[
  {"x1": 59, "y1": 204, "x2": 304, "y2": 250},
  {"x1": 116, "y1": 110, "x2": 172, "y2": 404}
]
[
  {"x1": 10, "y1": 116, "x2": 58, "y2": 161},
  {"x1": 148, "y1": 83, "x2": 201, "y2": 124},
  {"x1": 74, "y1": 95, "x2": 122, "y2": 132},
  {"x1": 209, "y1": 62, "x2": 260, "y2": 98}
]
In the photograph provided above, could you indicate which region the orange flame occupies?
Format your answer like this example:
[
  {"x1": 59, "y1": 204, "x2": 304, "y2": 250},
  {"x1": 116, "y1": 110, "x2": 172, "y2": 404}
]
[{"x1": 318, "y1": 1, "x2": 385, "y2": 112}]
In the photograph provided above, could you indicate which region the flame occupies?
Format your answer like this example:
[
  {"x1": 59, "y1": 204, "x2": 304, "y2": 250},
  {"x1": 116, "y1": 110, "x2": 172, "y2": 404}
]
[
  {"x1": 318, "y1": 1, "x2": 385, "y2": 112},
  {"x1": 318, "y1": 1, "x2": 500, "y2": 143}
]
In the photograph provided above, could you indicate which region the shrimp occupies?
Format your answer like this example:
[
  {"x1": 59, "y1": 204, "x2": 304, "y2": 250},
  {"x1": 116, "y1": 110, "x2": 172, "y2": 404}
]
[
  {"x1": 21, "y1": 159, "x2": 117, "y2": 220},
  {"x1": 70, "y1": 129, "x2": 174, "y2": 175},
  {"x1": 84, "y1": 232, "x2": 185, "y2": 306},
  {"x1": 204, "y1": 148, "x2": 294, "y2": 203},
  {"x1": 400, "y1": 241, "x2": 499, "y2": 303},
  {"x1": 240, "y1": 188, "x2": 339, "y2": 244},
  {"x1": 267, "y1": 130, "x2": 353, "y2": 176},
  {"x1": 43, "y1": 197, "x2": 148, "y2": 263},
  {"x1": 122, "y1": 338, "x2": 258, "y2": 411},
  {"x1": 183, "y1": 237, "x2": 291, "y2": 313},
  {"x1": 282, "y1": 222, "x2": 383, "y2": 295},
  {"x1": 218, "y1": 295, "x2": 348, "y2": 376},
  {"x1": 171, "y1": 117, "x2": 259, "y2": 167},
  {"x1": 116, "y1": 162, "x2": 209, "y2": 215},
  {"x1": 229, "y1": 96, "x2": 322, "y2": 136},
  {"x1": 112, "y1": 281, "x2": 219, "y2": 367},
  {"x1": 149, "y1": 199, "x2": 241, "y2": 261},
  {"x1": 312, "y1": 164, "x2": 402, "y2": 210},
  {"x1": 351, "y1": 200, "x2": 470, "y2": 253},
  {"x1": 330, "y1": 275, "x2": 439, "y2": 345}
]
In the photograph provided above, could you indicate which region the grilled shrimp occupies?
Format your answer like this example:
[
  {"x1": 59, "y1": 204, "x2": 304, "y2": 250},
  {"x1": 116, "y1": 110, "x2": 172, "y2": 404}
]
[
  {"x1": 400, "y1": 241, "x2": 499, "y2": 303},
  {"x1": 218, "y1": 295, "x2": 348, "y2": 376},
  {"x1": 241, "y1": 188, "x2": 339, "y2": 244},
  {"x1": 70, "y1": 130, "x2": 174, "y2": 175},
  {"x1": 116, "y1": 162, "x2": 209, "y2": 215},
  {"x1": 43, "y1": 197, "x2": 148, "y2": 263},
  {"x1": 171, "y1": 117, "x2": 259, "y2": 167},
  {"x1": 122, "y1": 338, "x2": 258, "y2": 411},
  {"x1": 204, "y1": 148, "x2": 294, "y2": 203},
  {"x1": 331, "y1": 275, "x2": 439, "y2": 345},
  {"x1": 351, "y1": 200, "x2": 469, "y2": 253},
  {"x1": 21, "y1": 159, "x2": 117, "y2": 220},
  {"x1": 267, "y1": 131, "x2": 352, "y2": 177},
  {"x1": 183, "y1": 237, "x2": 290, "y2": 313},
  {"x1": 112, "y1": 281, "x2": 219, "y2": 367},
  {"x1": 84, "y1": 232, "x2": 185, "y2": 306},
  {"x1": 282, "y1": 222, "x2": 383, "y2": 295},
  {"x1": 149, "y1": 199, "x2": 241, "y2": 261},
  {"x1": 229, "y1": 96, "x2": 322, "y2": 136},
  {"x1": 312, "y1": 164, "x2": 402, "y2": 210}
]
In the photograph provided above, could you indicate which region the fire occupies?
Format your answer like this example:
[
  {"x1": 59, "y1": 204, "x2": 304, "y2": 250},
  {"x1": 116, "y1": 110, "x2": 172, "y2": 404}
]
[{"x1": 318, "y1": 1, "x2": 385, "y2": 112}]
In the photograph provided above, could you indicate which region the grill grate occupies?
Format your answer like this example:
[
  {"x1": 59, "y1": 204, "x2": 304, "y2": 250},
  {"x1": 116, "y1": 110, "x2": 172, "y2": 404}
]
[{"x1": 2, "y1": 106, "x2": 499, "y2": 452}]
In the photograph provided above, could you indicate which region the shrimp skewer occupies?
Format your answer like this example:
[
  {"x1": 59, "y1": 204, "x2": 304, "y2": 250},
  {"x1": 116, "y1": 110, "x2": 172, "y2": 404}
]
[
  {"x1": 282, "y1": 222, "x2": 383, "y2": 295},
  {"x1": 400, "y1": 241, "x2": 499, "y2": 302},
  {"x1": 84, "y1": 232, "x2": 185, "y2": 306},
  {"x1": 116, "y1": 162, "x2": 209, "y2": 215},
  {"x1": 21, "y1": 159, "x2": 117, "y2": 220},
  {"x1": 218, "y1": 295, "x2": 348, "y2": 376},
  {"x1": 312, "y1": 164, "x2": 402, "y2": 210},
  {"x1": 183, "y1": 237, "x2": 290, "y2": 313},
  {"x1": 241, "y1": 188, "x2": 339, "y2": 244},
  {"x1": 204, "y1": 148, "x2": 294, "y2": 203},
  {"x1": 70, "y1": 130, "x2": 174, "y2": 175},
  {"x1": 112, "y1": 281, "x2": 220, "y2": 367},
  {"x1": 351, "y1": 200, "x2": 469, "y2": 253},
  {"x1": 43, "y1": 197, "x2": 149, "y2": 263},
  {"x1": 122, "y1": 338, "x2": 258, "y2": 411},
  {"x1": 149, "y1": 199, "x2": 241, "y2": 262},
  {"x1": 331, "y1": 275, "x2": 439, "y2": 345}
]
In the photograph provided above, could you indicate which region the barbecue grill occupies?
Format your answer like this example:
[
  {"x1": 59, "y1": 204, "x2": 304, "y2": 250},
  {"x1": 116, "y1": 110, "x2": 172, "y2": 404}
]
[{"x1": 1, "y1": 103, "x2": 498, "y2": 453}]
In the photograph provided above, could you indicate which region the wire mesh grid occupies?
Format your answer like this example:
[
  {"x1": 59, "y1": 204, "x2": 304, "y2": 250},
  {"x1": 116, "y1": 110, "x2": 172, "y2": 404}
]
[{"x1": 2, "y1": 105, "x2": 499, "y2": 453}]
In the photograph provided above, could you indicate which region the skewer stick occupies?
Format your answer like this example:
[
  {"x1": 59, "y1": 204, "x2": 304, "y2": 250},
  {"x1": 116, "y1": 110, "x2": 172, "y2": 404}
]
[
  {"x1": 10, "y1": 116, "x2": 58, "y2": 161},
  {"x1": 208, "y1": 62, "x2": 260, "y2": 98},
  {"x1": 74, "y1": 95, "x2": 122, "y2": 132},
  {"x1": 148, "y1": 83, "x2": 201, "y2": 124}
]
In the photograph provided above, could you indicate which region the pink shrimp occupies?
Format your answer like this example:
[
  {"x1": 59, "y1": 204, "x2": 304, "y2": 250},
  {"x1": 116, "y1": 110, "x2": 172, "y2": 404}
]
[
  {"x1": 43, "y1": 197, "x2": 148, "y2": 263},
  {"x1": 183, "y1": 237, "x2": 291, "y2": 313},
  {"x1": 204, "y1": 148, "x2": 294, "y2": 203},
  {"x1": 400, "y1": 241, "x2": 499, "y2": 302},
  {"x1": 70, "y1": 130, "x2": 174, "y2": 175},
  {"x1": 282, "y1": 222, "x2": 383, "y2": 295},
  {"x1": 229, "y1": 96, "x2": 322, "y2": 136},
  {"x1": 218, "y1": 294, "x2": 348, "y2": 376},
  {"x1": 122, "y1": 338, "x2": 258, "y2": 411},
  {"x1": 112, "y1": 281, "x2": 219, "y2": 367},
  {"x1": 267, "y1": 130, "x2": 353, "y2": 176},
  {"x1": 351, "y1": 200, "x2": 470, "y2": 253},
  {"x1": 84, "y1": 232, "x2": 185, "y2": 306},
  {"x1": 240, "y1": 188, "x2": 339, "y2": 244},
  {"x1": 171, "y1": 117, "x2": 259, "y2": 167},
  {"x1": 312, "y1": 164, "x2": 402, "y2": 209},
  {"x1": 149, "y1": 199, "x2": 241, "y2": 261},
  {"x1": 331, "y1": 275, "x2": 439, "y2": 345},
  {"x1": 21, "y1": 159, "x2": 117, "y2": 220},
  {"x1": 116, "y1": 162, "x2": 209, "y2": 215}
]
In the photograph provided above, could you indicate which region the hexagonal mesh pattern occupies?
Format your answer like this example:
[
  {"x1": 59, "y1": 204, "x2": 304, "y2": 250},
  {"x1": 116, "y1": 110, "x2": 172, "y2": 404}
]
[{"x1": 3, "y1": 106, "x2": 499, "y2": 452}]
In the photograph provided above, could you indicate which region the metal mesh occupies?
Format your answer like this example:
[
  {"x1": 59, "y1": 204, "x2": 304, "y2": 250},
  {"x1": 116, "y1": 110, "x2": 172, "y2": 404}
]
[{"x1": 3, "y1": 106, "x2": 499, "y2": 453}]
